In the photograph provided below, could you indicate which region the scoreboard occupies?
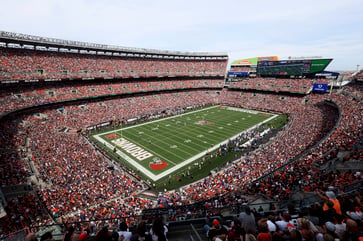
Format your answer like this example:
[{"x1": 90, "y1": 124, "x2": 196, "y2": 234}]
[
  {"x1": 257, "y1": 60, "x2": 311, "y2": 76},
  {"x1": 257, "y1": 59, "x2": 332, "y2": 77}
]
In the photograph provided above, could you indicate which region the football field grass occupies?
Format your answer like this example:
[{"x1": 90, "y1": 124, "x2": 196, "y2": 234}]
[{"x1": 91, "y1": 105, "x2": 278, "y2": 185}]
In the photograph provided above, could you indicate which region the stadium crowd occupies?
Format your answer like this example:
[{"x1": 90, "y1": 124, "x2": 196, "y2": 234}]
[
  {"x1": 0, "y1": 47, "x2": 227, "y2": 81},
  {"x1": 0, "y1": 91, "x2": 223, "y2": 234},
  {"x1": 228, "y1": 78, "x2": 330, "y2": 94},
  {"x1": 0, "y1": 78, "x2": 224, "y2": 115},
  {"x1": 0, "y1": 53, "x2": 362, "y2": 239},
  {"x1": 0, "y1": 85, "x2": 361, "y2": 232}
]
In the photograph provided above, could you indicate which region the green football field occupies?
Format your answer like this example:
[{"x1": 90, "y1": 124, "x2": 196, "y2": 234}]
[{"x1": 92, "y1": 105, "x2": 277, "y2": 182}]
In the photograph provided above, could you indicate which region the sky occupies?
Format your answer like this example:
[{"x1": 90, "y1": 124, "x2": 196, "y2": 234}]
[{"x1": 1, "y1": 0, "x2": 363, "y2": 71}]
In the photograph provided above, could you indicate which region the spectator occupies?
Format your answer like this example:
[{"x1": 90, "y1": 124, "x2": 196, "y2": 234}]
[
  {"x1": 299, "y1": 218, "x2": 315, "y2": 241},
  {"x1": 323, "y1": 222, "x2": 340, "y2": 241},
  {"x1": 334, "y1": 215, "x2": 347, "y2": 239},
  {"x1": 40, "y1": 231, "x2": 53, "y2": 241},
  {"x1": 266, "y1": 215, "x2": 277, "y2": 233},
  {"x1": 111, "y1": 228, "x2": 119, "y2": 241},
  {"x1": 228, "y1": 218, "x2": 245, "y2": 241},
  {"x1": 150, "y1": 217, "x2": 168, "y2": 241},
  {"x1": 25, "y1": 232, "x2": 38, "y2": 241},
  {"x1": 239, "y1": 206, "x2": 256, "y2": 235},
  {"x1": 257, "y1": 219, "x2": 271, "y2": 241},
  {"x1": 245, "y1": 228, "x2": 257, "y2": 241},
  {"x1": 118, "y1": 221, "x2": 132, "y2": 241},
  {"x1": 303, "y1": 207, "x2": 320, "y2": 226},
  {"x1": 323, "y1": 233, "x2": 335, "y2": 241},
  {"x1": 342, "y1": 219, "x2": 360, "y2": 241},
  {"x1": 258, "y1": 206, "x2": 264, "y2": 213},
  {"x1": 63, "y1": 226, "x2": 75, "y2": 241},
  {"x1": 131, "y1": 221, "x2": 152, "y2": 241},
  {"x1": 289, "y1": 230, "x2": 302, "y2": 241},
  {"x1": 95, "y1": 226, "x2": 112, "y2": 241},
  {"x1": 79, "y1": 230, "x2": 88, "y2": 241},
  {"x1": 287, "y1": 203, "x2": 298, "y2": 219},
  {"x1": 321, "y1": 200, "x2": 339, "y2": 224},
  {"x1": 316, "y1": 189, "x2": 342, "y2": 216},
  {"x1": 275, "y1": 212, "x2": 291, "y2": 232},
  {"x1": 207, "y1": 219, "x2": 228, "y2": 241}
]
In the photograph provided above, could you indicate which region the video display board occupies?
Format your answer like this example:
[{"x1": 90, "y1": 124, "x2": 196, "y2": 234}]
[{"x1": 257, "y1": 60, "x2": 311, "y2": 76}]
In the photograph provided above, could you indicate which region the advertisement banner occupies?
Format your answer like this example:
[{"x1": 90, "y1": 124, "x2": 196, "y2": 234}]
[
  {"x1": 312, "y1": 83, "x2": 328, "y2": 93},
  {"x1": 228, "y1": 71, "x2": 248, "y2": 77}
]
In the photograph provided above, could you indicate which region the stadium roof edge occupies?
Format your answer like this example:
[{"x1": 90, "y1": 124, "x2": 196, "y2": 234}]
[{"x1": 0, "y1": 31, "x2": 228, "y2": 58}]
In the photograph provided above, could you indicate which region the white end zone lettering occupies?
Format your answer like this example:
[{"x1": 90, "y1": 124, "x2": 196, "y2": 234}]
[{"x1": 112, "y1": 138, "x2": 153, "y2": 161}]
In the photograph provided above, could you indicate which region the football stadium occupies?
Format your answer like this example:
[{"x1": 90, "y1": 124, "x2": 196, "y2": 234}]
[{"x1": 0, "y1": 31, "x2": 362, "y2": 241}]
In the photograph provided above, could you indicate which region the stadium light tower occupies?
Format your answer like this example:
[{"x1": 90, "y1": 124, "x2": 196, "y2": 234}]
[{"x1": 357, "y1": 64, "x2": 360, "y2": 71}]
